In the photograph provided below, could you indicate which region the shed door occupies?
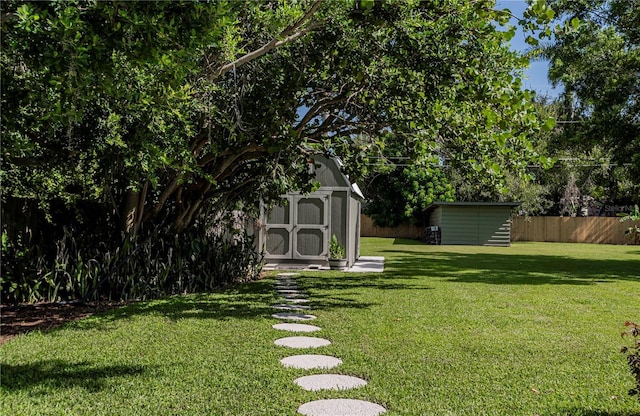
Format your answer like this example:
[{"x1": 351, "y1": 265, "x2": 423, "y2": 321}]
[{"x1": 264, "y1": 194, "x2": 329, "y2": 260}]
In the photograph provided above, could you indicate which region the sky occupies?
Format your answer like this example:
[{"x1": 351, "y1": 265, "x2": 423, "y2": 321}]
[{"x1": 496, "y1": 0, "x2": 564, "y2": 99}]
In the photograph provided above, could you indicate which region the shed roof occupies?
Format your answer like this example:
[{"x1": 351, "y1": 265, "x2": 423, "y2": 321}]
[{"x1": 424, "y1": 201, "x2": 521, "y2": 213}]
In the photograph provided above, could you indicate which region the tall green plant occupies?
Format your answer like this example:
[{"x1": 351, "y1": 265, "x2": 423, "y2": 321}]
[{"x1": 618, "y1": 205, "x2": 640, "y2": 244}]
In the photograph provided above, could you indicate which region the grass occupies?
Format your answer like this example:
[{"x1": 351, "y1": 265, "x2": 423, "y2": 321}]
[{"x1": 1, "y1": 239, "x2": 639, "y2": 415}]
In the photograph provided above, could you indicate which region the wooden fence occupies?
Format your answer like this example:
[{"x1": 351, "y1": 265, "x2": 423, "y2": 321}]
[
  {"x1": 511, "y1": 216, "x2": 634, "y2": 245},
  {"x1": 361, "y1": 214, "x2": 636, "y2": 245}
]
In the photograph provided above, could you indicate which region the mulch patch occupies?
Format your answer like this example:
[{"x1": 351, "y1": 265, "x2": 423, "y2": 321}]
[{"x1": 0, "y1": 301, "x2": 131, "y2": 346}]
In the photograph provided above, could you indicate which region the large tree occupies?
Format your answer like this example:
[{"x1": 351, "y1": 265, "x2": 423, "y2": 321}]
[
  {"x1": 543, "y1": 0, "x2": 640, "y2": 201},
  {"x1": 2, "y1": 0, "x2": 554, "y2": 237}
]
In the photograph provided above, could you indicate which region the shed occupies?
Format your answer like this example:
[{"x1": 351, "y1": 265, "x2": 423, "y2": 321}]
[
  {"x1": 259, "y1": 155, "x2": 364, "y2": 268},
  {"x1": 424, "y1": 202, "x2": 520, "y2": 246}
]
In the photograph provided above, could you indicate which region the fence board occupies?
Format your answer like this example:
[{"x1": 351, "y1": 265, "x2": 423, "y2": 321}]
[{"x1": 511, "y1": 216, "x2": 634, "y2": 245}]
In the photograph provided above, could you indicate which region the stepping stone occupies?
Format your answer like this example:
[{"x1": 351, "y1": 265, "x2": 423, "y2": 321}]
[
  {"x1": 274, "y1": 279, "x2": 298, "y2": 284},
  {"x1": 294, "y1": 374, "x2": 367, "y2": 391},
  {"x1": 279, "y1": 298, "x2": 310, "y2": 304},
  {"x1": 274, "y1": 336, "x2": 330, "y2": 349},
  {"x1": 277, "y1": 273, "x2": 300, "y2": 278},
  {"x1": 274, "y1": 285, "x2": 299, "y2": 291},
  {"x1": 280, "y1": 354, "x2": 342, "y2": 369},
  {"x1": 273, "y1": 282, "x2": 299, "y2": 290},
  {"x1": 298, "y1": 399, "x2": 386, "y2": 416},
  {"x1": 276, "y1": 289, "x2": 303, "y2": 294},
  {"x1": 271, "y1": 304, "x2": 311, "y2": 311},
  {"x1": 272, "y1": 312, "x2": 316, "y2": 321},
  {"x1": 280, "y1": 293, "x2": 307, "y2": 299},
  {"x1": 272, "y1": 323, "x2": 321, "y2": 333}
]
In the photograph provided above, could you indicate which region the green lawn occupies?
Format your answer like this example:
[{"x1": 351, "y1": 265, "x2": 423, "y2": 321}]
[{"x1": 2, "y1": 240, "x2": 639, "y2": 415}]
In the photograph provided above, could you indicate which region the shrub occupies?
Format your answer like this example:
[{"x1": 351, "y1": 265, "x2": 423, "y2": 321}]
[
  {"x1": 621, "y1": 321, "x2": 640, "y2": 402},
  {"x1": 1, "y1": 212, "x2": 263, "y2": 304}
]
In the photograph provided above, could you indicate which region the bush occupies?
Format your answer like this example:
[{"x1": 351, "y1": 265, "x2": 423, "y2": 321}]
[
  {"x1": 1, "y1": 212, "x2": 263, "y2": 304},
  {"x1": 621, "y1": 321, "x2": 640, "y2": 402}
]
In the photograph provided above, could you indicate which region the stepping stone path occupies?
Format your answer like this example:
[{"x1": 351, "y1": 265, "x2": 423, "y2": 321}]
[{"x1": 270, "y1": 272, "x2": 386, "y2": 415}]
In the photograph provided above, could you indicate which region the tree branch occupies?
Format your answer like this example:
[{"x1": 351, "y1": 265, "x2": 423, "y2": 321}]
[{"x1": 209, "y1": 0, "x2": 324, "y2": 80}]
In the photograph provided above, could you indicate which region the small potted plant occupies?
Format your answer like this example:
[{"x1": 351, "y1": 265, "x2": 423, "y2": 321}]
[{"x1": 328, "y1": 234, "x2": 347, "y2": 270}]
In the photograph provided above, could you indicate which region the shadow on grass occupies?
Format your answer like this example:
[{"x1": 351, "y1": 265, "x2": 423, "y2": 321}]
[
  {"x1": 73, "y1": 279, "x2": 278, "y2": 330},
  {"x1": 0, "y1": 359, "x2": 148, "y2": 392},
  {"x1": 71, "y1": 275, "x2": 389, "y2": 332},
  {"x1": 381, "y1": 247, "x2": 640, "y2": 285}
]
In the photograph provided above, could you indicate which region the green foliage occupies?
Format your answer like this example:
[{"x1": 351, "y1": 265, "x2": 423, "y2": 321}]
[
  {"x1": 618, "y1": 205, "x2": 640, "y2": 244},
  {"x1": 328, "y1": 234, "x2": 345, "y2": 259},
  {"x1": 621, "y1": 321, "x2": 640, "y2": 402},
  {"x1": 544, "y1": 0, "x2": 640, "y2": 188},
  {"x1": 2, "y1": 0, "x2": 558, "y2": 302},
  {"x1": 364, "y1": 159, "x2": 455, "y2": 227},
  {"x1": 0, "y1": 215, "x2": 262, "y2": 304}
]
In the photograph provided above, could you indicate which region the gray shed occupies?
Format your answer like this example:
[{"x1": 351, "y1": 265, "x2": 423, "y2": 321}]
[
  {"x1": 424, "y1": 202, "x2": 520, "y2": 246},
  {"x1": 259, "y1": 155, "x2": 364, "y2": 268}
]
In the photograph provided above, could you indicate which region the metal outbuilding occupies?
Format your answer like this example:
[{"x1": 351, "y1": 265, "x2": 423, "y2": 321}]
[
  {"x1": 424, "y1": 202, "x2": 520, "y2": 246},
  {"x1": 259, "y1": 155, "x2": 364, "y2": 268}
]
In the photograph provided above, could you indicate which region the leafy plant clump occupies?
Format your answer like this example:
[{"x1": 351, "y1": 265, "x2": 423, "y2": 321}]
[
  {"x1": 1, "y1": 211, "x2": 263, "y2": 304},
  {"x1": 329, "y1": 234, "x2": 345, "y2": 259},
  {"x1": 621, "y1": 321, "x2": 640, "y2": 402},
  {"x1": 618, "y1": 205, "x2": 640, "y2": 244}
]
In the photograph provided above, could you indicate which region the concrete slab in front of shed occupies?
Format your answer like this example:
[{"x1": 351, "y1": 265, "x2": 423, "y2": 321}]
[
  {"x1": 274, "y1": 336, "x2": 330, "y2": 349},
  {"x1": 280, "y1": 354, "x2": 342, "y2": 369},
  {"x1": 294, "y1": 374, "x2": 367, "y2": 391},
  {"x1": 272, "y1": 312, "x2": 316, "y2": 321},
  {"x1": 272, "y1": 323, "x2": 321, "y2": 333},
  {"x1": 271, "y1": 304, "x2": 311, "y2": 311},
  {"x1": 298, "y1": 399, "x2": 386, "y2": 416}
]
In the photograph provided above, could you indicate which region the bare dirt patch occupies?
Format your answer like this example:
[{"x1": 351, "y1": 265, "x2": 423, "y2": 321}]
[{"x1": 0, "y1": 301, "x2": 130, "y2": 346}]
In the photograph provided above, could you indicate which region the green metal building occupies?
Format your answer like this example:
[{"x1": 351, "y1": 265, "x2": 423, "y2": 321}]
[{"x1": 424, "y1": 202, "x2": 520, "y2": 246}]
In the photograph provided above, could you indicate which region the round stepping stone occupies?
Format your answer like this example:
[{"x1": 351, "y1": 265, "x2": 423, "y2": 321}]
[
  {"x1": 272, "y1": 323, "x2": 321, "y2": 333},
  {"x1": 271, "y1": 304, "x2": 311, "y2": 311},
  {"x1": 280, "y1": 292, "x2": 307, "y2": 299},
  {"x1": 276, "y1": 289, "x2": 303, "y2": 294},
  {"x1": 274, "y1": 279, "x2": 297, "y2": 284},
  {"x1": 274, "y1": 286, "x2": 300, "y2": 292},
  {"x1": 272, "y1": 312, "x2": 316, "y2": 321},
  {"x1": 280, "y1": 298, "x2": 310, "y2": 304},
  {"x1": 277, "y1": 273, "x2": 299, "y2": 278},
  {"x1": 298, "y1": 399, "x2": 386, "y2": 416},
  {"x1": 274, "y1": 336, "x2": 330, "y2": 349},
  {"x1": 280, "y1": 354, "x2": 342, "y2": 369},
  {"x1": 294, "y1": 374, "x2": 367, "y2": 391}
]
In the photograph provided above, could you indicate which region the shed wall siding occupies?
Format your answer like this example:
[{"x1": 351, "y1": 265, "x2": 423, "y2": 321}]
[
  {"x1": 478, "y1": 207, "x2": 511, "y2": 246},
  {"x1": 315, "y1": 156, "x2": 348, "y2": 188},
  {"x1": 440, "y1": 206, "x2": 479, "y2": 244},
  {"x1": 436, "y1": 206, "x2": 512, "y2": 246}
]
